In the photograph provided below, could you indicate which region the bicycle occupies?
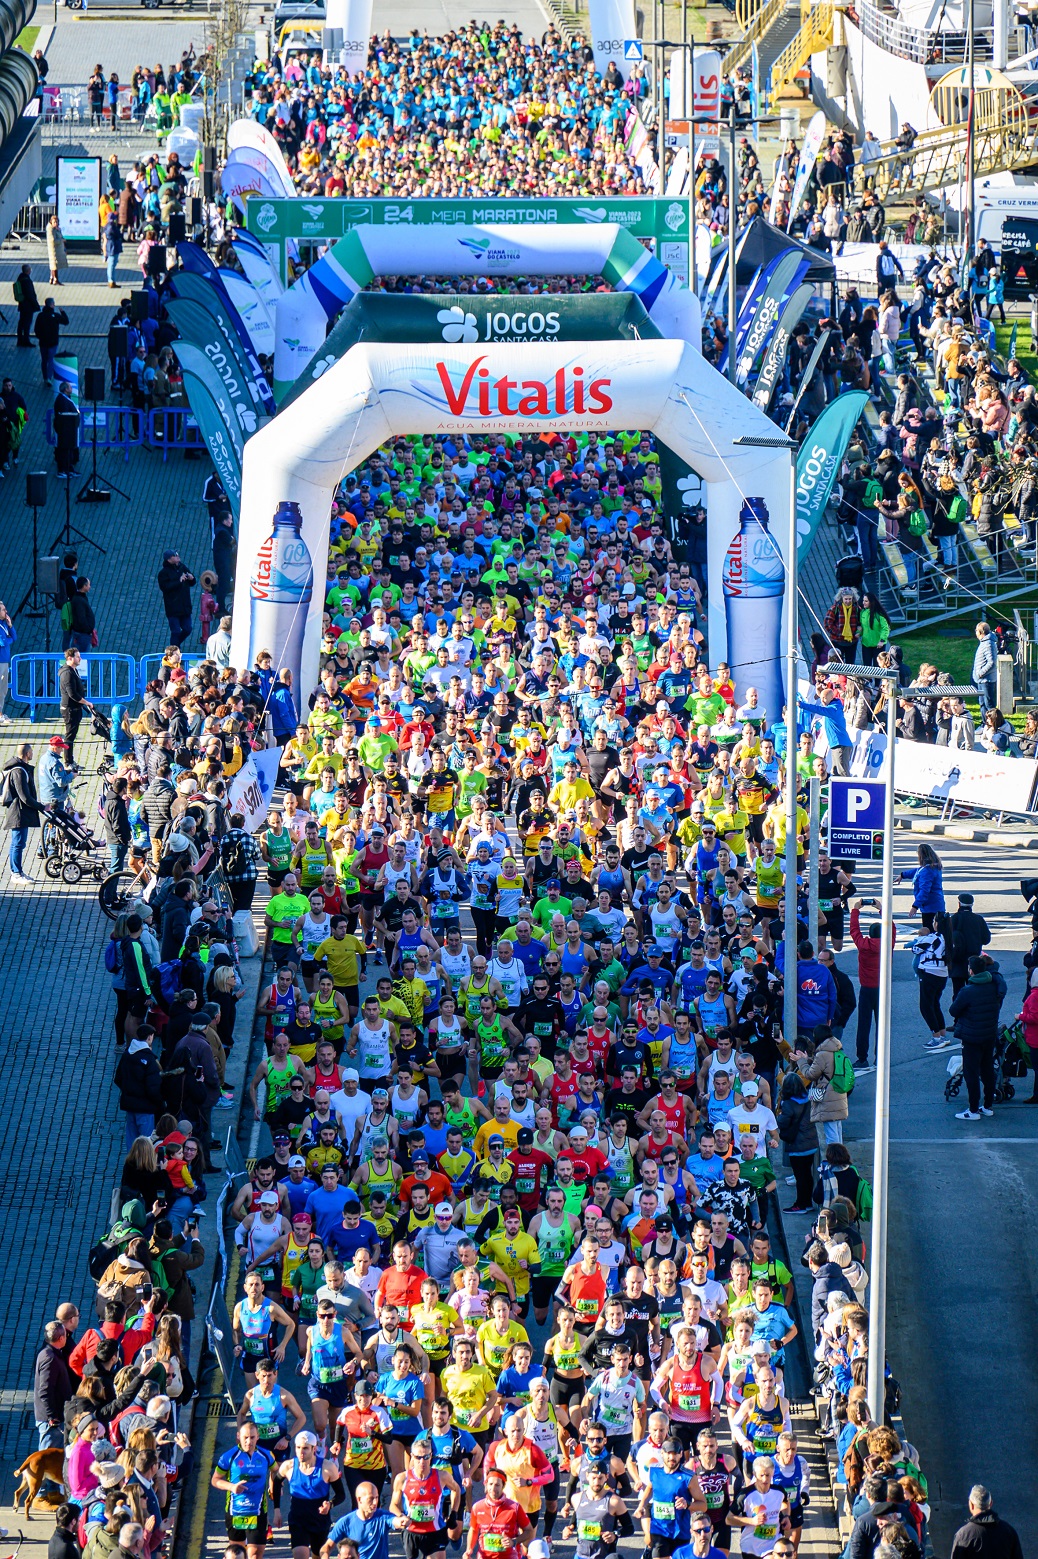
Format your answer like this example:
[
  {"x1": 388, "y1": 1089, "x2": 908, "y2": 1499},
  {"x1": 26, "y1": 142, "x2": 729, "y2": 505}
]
[{"x1": 98, "y1": 856, "x2": 155, "y2": 919}]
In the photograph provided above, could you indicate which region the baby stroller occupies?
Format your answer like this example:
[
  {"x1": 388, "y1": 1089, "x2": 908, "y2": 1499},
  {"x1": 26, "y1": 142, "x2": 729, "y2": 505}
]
[
  {"x1": 944, "y1": 1021, "x2": 1027, "y2": 1103},
  {"x1": 91, "y1": 708, "x2": 115, "y2": 779},
  {"x1": 39, "y1": 803, "x2": 107, "y2": 883}
]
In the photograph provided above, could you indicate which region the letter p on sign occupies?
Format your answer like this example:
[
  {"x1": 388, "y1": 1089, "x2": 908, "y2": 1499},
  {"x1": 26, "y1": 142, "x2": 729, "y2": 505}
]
[{"x1": 846, "y1": 787, "x2": 872, "y2": 822}]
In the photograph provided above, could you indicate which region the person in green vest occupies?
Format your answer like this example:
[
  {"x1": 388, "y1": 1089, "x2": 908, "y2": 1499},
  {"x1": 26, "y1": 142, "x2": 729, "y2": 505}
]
[{"x1": 153, "y1": 91, "x2": 172, "y2": 142}]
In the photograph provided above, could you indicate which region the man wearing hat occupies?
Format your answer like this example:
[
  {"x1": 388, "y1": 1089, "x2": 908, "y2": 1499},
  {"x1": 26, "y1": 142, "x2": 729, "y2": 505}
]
[
  {"x1": 156, "y1": 548, "x2": 196, "y2": 648},
  {"x1": 946, "y1": 892, "x2": 991, "y2": 996},
  {"x1": 37, "y1": 735, "x2": 76, "y2": 811},
  {"x1": 413, "y1": 1202, "x2": 467, "y2": 1291}
]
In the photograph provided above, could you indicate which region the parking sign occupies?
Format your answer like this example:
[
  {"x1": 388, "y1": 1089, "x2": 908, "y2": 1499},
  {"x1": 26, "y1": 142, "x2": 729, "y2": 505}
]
[{"x1": 828, "y1": 778, "x2": 886, "y2": 860}]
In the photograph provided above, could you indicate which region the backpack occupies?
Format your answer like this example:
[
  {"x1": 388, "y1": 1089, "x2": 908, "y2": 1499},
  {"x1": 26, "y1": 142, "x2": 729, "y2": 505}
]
[
  {"x1": 88, "y1": 1236, "x2": 120, "y2": 1281},
  {"x1": 862, "y1": 479, "x2": 883, "y2": 508},
  {"x1": 104, "y1": 938, "x2": 120, "y2": 974},
  {"x1": 855, "y1": 1173, "x2": 873, "y2": 1221},
  {"x1": 907, "y1": 508, "x2": 929, "y2": 536},
  {"x1": 222, "y1": 832, "x2": 248, "y2": 878},
  {"x1": 150, "y1": 1246, "x2": 178, "y2": 1301},
  {"x1": 831, "y1": 1050, "x2": 855, "y2": 1094},
  {"x1": 155, "y1": 959, "x2": 182, "y2": 1002},
  {"x1": 60, "y1": 599, "x2": 73, "y2": 630}
]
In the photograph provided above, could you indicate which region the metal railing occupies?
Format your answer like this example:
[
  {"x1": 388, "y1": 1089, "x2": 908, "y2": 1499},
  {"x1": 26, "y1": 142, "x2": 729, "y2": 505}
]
[
  {"x1": 138, "y1": 652, "x2": 207, "y2": 694},
  {"x1": 728, "y1": 0, "x2": 794, "y2": 74},
  {"x1": 769, "y1": 0, "x2": 833, "y2": 98},
  {"x1": 853, "y1": 0, "x2": 1017, "y2": 61},
  {"x1": 11, "y1": 653, "x2": 139, "y2": 720},
  {"x1": 44, "y1": 405, "x2": 145, "y2": 462}
]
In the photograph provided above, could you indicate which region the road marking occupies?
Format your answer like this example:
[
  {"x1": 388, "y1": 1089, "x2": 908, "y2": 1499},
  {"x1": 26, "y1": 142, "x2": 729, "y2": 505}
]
[{"x1": 888, "y1": 1137, "x2": 1038, "y2": 1144}]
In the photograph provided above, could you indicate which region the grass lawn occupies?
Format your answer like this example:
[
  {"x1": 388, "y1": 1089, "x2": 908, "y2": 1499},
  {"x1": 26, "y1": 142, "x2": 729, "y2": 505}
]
[
  {"x1": 897, "y1": 613, "x2": 1038, "y2": 727},
  {"x1": 14, "y1": 25, "x2": 39, "y2": 51},
  {"x1": 995, "y1": 316, "x2": 1034, "y2": 374}
]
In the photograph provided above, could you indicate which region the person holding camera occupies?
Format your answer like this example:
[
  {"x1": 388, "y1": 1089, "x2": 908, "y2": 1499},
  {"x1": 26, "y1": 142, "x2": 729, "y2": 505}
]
[
  {"x1": 849, "y1": 898, "x2": 897, "y2": 1073},
  {"x1": 149, "y1": 1214, "x2": 205, "y2": 1358}
]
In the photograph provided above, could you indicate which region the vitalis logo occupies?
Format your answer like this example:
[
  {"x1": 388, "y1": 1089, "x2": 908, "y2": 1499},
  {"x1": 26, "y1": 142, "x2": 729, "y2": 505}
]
[{"x1": 434, "y1": 356, "x2": 613, "y2": 417}]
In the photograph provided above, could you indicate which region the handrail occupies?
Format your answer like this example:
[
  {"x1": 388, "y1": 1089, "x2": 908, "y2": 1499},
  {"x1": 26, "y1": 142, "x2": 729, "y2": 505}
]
[
  {"x1": 769, "y1": 0, "x2": 833, "y2": 99},
  {"x1": 853, "y1": 109, "x2": 1036, "y2": 200},
  {"x1": 853, "y1": 0, "x2": 1015, "y2": 62},
  {"x1": 728, "y1": 0, "x2": 792, "y2": 74}
]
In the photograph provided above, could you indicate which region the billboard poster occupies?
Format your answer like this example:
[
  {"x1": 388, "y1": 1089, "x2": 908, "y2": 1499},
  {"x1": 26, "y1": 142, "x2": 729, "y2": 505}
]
[{"x1": 56, "y1": 156, "x2": 101, "y2": 244}]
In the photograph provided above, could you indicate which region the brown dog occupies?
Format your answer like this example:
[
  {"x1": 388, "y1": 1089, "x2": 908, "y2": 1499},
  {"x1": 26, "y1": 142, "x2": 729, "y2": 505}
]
[{"x1": 12, "y1": 1447, "x2": 66, "y2": 1517}]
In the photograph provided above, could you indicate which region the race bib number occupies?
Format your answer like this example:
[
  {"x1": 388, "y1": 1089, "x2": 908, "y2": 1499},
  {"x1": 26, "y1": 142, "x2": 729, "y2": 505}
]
[
  {"x1": 455, "y1": 1407, "x2": 472, "y2": 1424},
  {"x1": 230, "y1": 1509, "x2": 258, "y2": 1527},
  {"x1": 705, "y1": 1491, "x2": 723, "y2": 1510},
  {"x1": 409, "y1": 1504, "x2": 434, "y2": 1523},
  {"x1": 482, "y1": 1534, "x2": 508, "y2": 1552},
  {"x1": 755, "y1": 1434, "x2": 777, "y2": 1453},
  {"x1": 578, "y1": 1521, "x2": 602, "y2": 1541},
  {"x1": 318, "y1": 1365, "x2": 344, "y2": 1383},
  {"x1": 652, "y1": 1502, "x2": 675, "y2": 1522},
  {"x1": 389, "y1": 1400, "x2": 409, "y2": 1419},
  {"x1": 349, "y1": 1437, "x2": 372, "y2": 1456},
  {"x1": 754, "y1": 1525, "x2": 777, "y2": 1541},
  {"x1": 576, "y1": 1297, "x2": 598, "y2": 1314},
  {"x1": 516, "y1": 1177, "x2": 535, "y2": 1194}
]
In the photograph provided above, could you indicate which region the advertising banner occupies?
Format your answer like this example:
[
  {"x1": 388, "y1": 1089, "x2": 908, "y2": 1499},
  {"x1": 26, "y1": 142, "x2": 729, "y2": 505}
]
[
  {"x1": 786, "y1": 110, "x2": 827, "y2": 233},
  {"x1": 218, "y1": 268, "x2": 275, "y2": 358},
  {"x1": 785, "y1": 326, "x2": 833, "y2": 431},
  {"x1": 734, "y1": 251, "x2": 809, "y2": 387},
  {"x1": 169, "y1": 263, "x2": 275, "y2": 415},
  {"x1": 56, "y1": 156, "x2": 101, "y2": 244},
  {"x1": 277, "y1": 289, "x2": 662, "y2": 410},
  {"x1": 586, "y1": 0, "x2": 638, "y2": 79},
  {"x1": 751, "y1": 281, "x2": 813, "y2": 411},
  {"x1": 794, "y1": 391, "x2": 869, "y2": 557},
  {"x1": 324, "y1": 0, "x2": 372, "y2": 78},
  {"x1": 227, "y1": 120, "x2": 296, "y2": 197},
  {"x1": 174, "y1": 341, "x2": 245, "y2": 518},
  {"x1": 848, "y1": 729, "x2": 1038, "y2": 816},
  {"x1": 165, "y1": 298, "x2": 263, "y2": 440},
  {"x1": 228, "y1": 750, "x2": 280, "y2": 827}
]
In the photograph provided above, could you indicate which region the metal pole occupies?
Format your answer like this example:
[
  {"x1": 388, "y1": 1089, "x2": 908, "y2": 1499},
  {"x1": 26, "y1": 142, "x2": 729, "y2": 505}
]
[
  {"x1": 685, "y1": 41, "x2": 695, "y2": 255},
  {"x1": 658, "y1": 43, "x2": 667, "y2": 187},
  {"x1": 728, "y1": 114, "x2": 738, "y2": 384},
  {"x1": 808, "y1": 775, "x2": 821, "y2": 949},
  {"x1": 782, "y1": 446, "x2": 800, "y2": 1047},
  {"x1": 966, "y1": 0, "x2": 976, "y2": 261},
  {"x1": 866, "y1": 676, "x2": 897, "y2": 1425}
]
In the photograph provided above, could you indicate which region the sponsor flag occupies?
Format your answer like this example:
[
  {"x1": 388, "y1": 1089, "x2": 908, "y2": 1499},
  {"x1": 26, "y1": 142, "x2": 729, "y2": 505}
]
[
  {"x1": 795, "y1": 390, "x2": 869, "y2": 560},
  {"x1": 751, "y1": 281, "x2": 814, "y2": 411},
  {"x1": 174, "y1": 340, "x2": 245, "y2": 518},
  {"x1": 786, "y1": 110, "x2": 827, "y2": 233}
]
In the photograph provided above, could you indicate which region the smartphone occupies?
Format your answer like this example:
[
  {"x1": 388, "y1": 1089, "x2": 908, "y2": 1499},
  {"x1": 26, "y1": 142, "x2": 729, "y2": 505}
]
[{"x1": 142, "y1": 1283, "x2": 153, "y2": 1300}]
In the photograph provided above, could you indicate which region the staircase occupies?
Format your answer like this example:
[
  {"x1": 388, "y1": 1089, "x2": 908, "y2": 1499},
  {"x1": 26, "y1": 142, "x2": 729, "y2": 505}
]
[
  {"x1": 726, "y1": 0, "x2": 803, "y2": 77},
  {"x1": 768, "y1": 0, "x2": 833, "y2": 100}
]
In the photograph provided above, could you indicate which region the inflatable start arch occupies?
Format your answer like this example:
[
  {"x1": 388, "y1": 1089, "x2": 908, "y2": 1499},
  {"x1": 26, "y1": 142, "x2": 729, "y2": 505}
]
[
  {"x1": 230, "y1": 338, "x2": 792, "y2": 716},
  {"x1": 272, "y1": 222, "x2": 702, "y2": 399}
]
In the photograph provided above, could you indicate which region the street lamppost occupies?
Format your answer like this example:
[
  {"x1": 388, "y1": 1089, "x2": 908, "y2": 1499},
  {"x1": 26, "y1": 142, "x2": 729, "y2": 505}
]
[
  {"x1": 820, "y1": 663, "x2": 975, "y2": 1422},
  {"x1": 733, "y1": 431, "x2": 799, "y2": 1046}
]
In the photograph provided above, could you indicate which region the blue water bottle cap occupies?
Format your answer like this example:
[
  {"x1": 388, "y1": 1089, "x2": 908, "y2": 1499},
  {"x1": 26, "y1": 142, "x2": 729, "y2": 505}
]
[
  {"x1": 740, "y1": 497, "x2": 770, "y2": 526},
  {"x1": 273, "y1": 500, "x2": 303, "y2": 525}
]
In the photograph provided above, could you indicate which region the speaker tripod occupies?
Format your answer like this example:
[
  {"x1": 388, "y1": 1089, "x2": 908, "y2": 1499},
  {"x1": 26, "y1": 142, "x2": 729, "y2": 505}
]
[
  {"x1": 16, "y1": 472, "x2": 50, "y2": 651},
  {"x1": 78, "y1": 377, "x2": 128, "y2": 505}
]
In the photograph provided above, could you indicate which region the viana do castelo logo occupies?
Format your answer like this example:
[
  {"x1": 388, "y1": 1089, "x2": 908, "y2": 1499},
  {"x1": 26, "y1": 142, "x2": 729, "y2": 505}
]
[
  {"x1": 255, "y1": 203, "x2": 278, "y2": 233},
  {"x1": 664, "y1": 202, "x2": 686, "y2": 232},
  {"x1": 438, "y1": 306, "x2": 479, "y2": 343}
]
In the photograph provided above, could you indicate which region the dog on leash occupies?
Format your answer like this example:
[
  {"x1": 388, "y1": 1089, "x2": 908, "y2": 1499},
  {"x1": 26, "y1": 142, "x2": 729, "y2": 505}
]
[{"x1": 12, "y1": 1447, "x2": 66, "y2": 1517}]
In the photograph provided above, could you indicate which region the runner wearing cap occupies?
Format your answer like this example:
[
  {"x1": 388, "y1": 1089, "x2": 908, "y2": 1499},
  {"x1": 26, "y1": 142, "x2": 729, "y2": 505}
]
[
  {"x1": 278, "y1": 1431, "x2": 342, "y2": 1559},
  {"x1": 330, "y1": 1377, "x2": 392, "y2": 1505}
]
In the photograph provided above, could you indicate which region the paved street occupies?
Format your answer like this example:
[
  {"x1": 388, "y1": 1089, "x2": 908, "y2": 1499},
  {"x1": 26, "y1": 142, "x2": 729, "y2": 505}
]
[
  {"x1": 831, "y1": 830, "x2": 1038, "y2": 1554},
  {"x1": 0, "y1": 238, "x2": 218, "y2": 1486}
]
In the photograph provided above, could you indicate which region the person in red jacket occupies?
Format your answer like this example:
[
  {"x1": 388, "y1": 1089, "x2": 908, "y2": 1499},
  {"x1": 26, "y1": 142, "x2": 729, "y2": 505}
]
[
  {"x1": 849, "y1": 899, "x2": 897, "y2": 1073},
  {"x1": 69, "y1": 1297, "x2": 156, "y2": 1375}
]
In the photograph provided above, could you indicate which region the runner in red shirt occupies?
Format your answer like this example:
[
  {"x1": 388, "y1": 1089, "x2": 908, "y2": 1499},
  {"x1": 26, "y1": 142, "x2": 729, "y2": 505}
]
[
  {"x1": 374, "y1": 1241, "x2": 426, "y2": 1326},
  {"x1": 559, "y1": 1237, "x2": 608, "y2": 1332},
  {"x1": 506, "y1": 1130, "x2": 555, "y2": 1214},
  {"x1": 549, "y1": 1059, "x2": 579, "y2": 1125},
  {"x1": 556, "y1": 1126, "x2": 608, "y2": 1186},
  {"x1": 466, "y1": 1468, "x2": 531, "y2": 1559}
]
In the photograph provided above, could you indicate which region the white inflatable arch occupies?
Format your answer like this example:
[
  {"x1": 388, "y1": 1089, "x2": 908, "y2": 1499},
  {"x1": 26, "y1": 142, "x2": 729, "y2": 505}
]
[
  {"x1": 271, "y1": 222, "x2": 702, "y2": 400},
  {"x1": 230, "y1": 339, "x2": 792, "y2": 714}
]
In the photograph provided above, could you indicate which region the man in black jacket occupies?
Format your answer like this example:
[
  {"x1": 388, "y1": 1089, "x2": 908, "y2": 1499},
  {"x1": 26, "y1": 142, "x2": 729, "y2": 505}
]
[
  {"x1": 119, "y1": 915, "x2": 154, "y2": 1042},
  {"x1": 159, "y1": 879, "x2": 193, "y2": 963},
  {"x1": 156, "y1": 548, "x2": 196, "y2": 647},
  {"x1": 949, "y1": 955, "x2": 1006, "y2": 1120},
  {"x1": 104, "y1": 774, "x2": 132, "y2": 872},
  {"x1": 34, "y1": 297, "x2": 69, "y2": 386},
  {"x1": 149, "y1": 1217, "x2": 205, "y2": 1352},
  {"x1": 114, "y1": 1027, "x2": 163, "y2": 1144},
  {"x1": 13, "y1": 264, "x2": 38, "y2": 347},
  {"x1": 68, "y1": 577, "x2": 96, "y2": 654},
  {"x1": 34, "y1": 1321, "x2": 74, "y2": 1448},
  {"x1": 3, "y1": 740, "x2": 39, "y2": 882},
  {"x1": 818, "y1": 948, "x2": 856, "y2": 1036},
  {"x1": 211, "y1": 511, "x2": 235, "y2": 614},
  {"x1": 169, "y1": 1019, "x2": 221, "y2": 1157},
  {"x1": 950, "y1": 1486, "x2": 1023, "y2": 1559},
  {"x1": 58, "y1": 647, "x2": 93, "y2": 765},
  {"x1": 948, "y1": 893, "x2": 992, "y2": 994}
]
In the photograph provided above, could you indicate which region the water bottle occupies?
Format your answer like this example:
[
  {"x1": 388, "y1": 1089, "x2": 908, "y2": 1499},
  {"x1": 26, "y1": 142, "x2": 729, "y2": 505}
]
[
  {"x1": 248, "y1": 500, "x2": 313, "y2": 688},
  {"x1": 722, "y1": 496, "x2": 786, "y2": 728}
]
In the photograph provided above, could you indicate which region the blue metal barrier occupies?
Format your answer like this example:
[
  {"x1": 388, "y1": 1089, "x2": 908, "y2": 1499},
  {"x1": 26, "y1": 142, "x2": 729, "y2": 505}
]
[
  {"x1": 147, "y1": 408, "x2": 204, "y2": 461},
  {"x1": 138, "y1": 652, "x2": 206, "y2": 696},
  {"x1": 44, "y1": 406, "x2": 145, "y2": 463},
  {"x1": 12, "y1": 653, "x2": 139, "y2": 721}
]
